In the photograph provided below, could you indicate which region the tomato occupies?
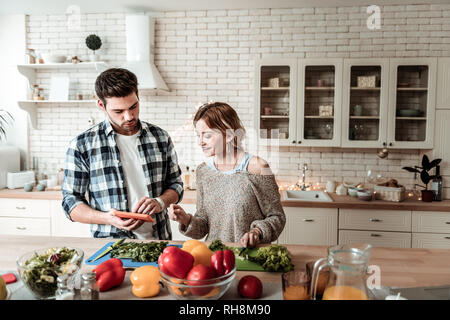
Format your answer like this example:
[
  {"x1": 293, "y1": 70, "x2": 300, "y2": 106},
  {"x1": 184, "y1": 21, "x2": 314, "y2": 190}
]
[
  {"x1": 186, "y1": 264, "x2": 216, "y2": 296},
  {"x1": 237, "y1": 275, "x2": 263, "y2": 299}
]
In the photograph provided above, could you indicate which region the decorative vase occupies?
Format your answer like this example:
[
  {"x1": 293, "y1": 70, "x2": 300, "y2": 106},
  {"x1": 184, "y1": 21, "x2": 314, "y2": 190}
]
[{"x1": 421, "y1": 190, "x2": 433, "y2": 202}]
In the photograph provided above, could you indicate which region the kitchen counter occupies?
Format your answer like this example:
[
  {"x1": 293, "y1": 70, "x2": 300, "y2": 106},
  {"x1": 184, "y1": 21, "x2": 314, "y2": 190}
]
[
  {"x1": 2, "y1": 188, "x2": 450, "y2": 212},
  {"x1": 1, "y1": 235, "x2": 450, "y2": 300}
]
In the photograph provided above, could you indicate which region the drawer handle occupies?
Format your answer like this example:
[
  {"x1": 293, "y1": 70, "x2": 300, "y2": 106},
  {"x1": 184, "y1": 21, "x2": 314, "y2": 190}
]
[
  {"x1": 16, "y1": 206, "x2": 27, "y2": 210},
  {"x1": 370, "y1": 233, "x2": 381, "y2": 237},
  {"x1": 445, "y1": 237, "x2": 450, "y2": 240},
  {"x1": 303, "y1": 219, "x2": 314, "y2": 222},
  {"x1": 369, "y1": 218, "x2": 382, "y2": 222},
  {"x1": 446, "y1": 222, "x2": 450, "y2": 225},
  {"x1": 16, "y1": 226, "x2": 27, "y2": 230}
]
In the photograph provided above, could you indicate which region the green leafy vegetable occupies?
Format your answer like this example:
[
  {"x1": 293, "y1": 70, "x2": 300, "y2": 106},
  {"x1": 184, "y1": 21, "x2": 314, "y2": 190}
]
[
  {"x1": 110, "y1": 241, "x2": 168, "y2": 262},
  {"x1": 249, "y1": 245, "x2": 294, "y2": 272},
  {"x1": 208, "y1": 240, "x2": 231, "y2": 252}
]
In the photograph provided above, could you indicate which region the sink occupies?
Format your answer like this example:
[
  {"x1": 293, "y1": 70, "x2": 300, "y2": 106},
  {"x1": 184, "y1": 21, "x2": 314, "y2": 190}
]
[{"x1": 282, "y1": 190, "x2": 333, "y2": 202}]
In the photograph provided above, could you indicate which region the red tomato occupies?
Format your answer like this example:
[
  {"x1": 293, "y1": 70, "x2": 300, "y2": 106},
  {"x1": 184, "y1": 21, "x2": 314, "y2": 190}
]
[
  {"x1": 238, "y1": 275, "x2": 263, "y2": 299},
  {"x1": 186, "y1": 264, "x2": 216, "y2": 296}
]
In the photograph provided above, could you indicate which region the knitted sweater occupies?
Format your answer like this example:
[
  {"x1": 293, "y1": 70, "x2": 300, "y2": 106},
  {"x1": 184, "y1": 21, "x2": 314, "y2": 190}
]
[{"x1": 179, "y1": 162, "x2": 286, "y2": 243}]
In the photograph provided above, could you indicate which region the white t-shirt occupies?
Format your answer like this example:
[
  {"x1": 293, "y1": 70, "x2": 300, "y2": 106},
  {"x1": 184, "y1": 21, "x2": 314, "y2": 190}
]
[{"x1": 115, "y1": 130, "x2": 155, "y2": 239}]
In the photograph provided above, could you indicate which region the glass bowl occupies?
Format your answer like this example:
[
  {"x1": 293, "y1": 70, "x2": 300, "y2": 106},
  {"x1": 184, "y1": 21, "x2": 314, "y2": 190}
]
[
  {"x1": 16, "y1": 247, "x2": 84, "y2": 300},
  {"x1": 159, "y1": 266, "x2": 236, "y2": 300}
]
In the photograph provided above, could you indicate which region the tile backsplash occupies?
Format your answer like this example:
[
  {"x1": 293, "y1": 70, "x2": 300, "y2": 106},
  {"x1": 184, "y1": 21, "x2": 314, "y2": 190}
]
[{"x1": 25, "y1": 4, "x2": 450, "y2": 196}]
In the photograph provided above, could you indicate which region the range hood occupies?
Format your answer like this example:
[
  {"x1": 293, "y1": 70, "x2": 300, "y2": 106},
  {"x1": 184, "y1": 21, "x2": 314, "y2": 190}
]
[{"x1": 122, "y1": 15, "x2": 169, "y2": 91}]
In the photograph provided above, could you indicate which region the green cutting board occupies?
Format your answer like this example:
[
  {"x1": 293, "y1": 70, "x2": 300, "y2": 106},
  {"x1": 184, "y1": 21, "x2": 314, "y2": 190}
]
[{"x1": 231, "y1": 247, "x2": 265, "y2": 271}]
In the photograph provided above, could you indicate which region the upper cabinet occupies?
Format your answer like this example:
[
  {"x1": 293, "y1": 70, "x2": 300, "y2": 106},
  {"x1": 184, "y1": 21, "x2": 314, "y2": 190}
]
[
  {"x1": 255, "y1": 59, "x2": 297, "y2": 146},
  {"x1": 341, "y1": 58, "x2": 389, "y2": 148},
  {"x1": 297, "y1": 59, "x2": 342, "y2": 147},
  {"x1": 256, "y1": 57, "x2": 438, "y2": 150},
  {"x1": 436, "y1": 57, "x2": 450, "y2": 109}
]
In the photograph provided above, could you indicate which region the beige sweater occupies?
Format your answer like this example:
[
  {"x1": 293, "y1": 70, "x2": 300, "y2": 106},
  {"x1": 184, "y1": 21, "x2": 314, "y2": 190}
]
[{"x1": 179, "y1": 162, "x2": 286, "y2": 243}]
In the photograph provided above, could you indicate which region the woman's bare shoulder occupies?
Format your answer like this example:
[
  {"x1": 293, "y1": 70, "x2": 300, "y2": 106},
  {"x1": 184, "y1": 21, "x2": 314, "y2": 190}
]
[{"x1": 247, "y1": 156, "x2": 273, "y2": 175}]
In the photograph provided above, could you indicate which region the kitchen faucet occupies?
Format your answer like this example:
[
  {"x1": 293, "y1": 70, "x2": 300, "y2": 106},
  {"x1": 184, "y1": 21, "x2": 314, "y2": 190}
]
[{"x1": 296, "y1": 163, "x2": 312, "y2": 191}]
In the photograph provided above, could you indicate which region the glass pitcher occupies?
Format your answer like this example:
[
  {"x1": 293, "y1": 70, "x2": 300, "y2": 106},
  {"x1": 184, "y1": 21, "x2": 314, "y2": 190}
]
[{"x1": 310, "y1": 243, "x2": 372, "y2": 300}]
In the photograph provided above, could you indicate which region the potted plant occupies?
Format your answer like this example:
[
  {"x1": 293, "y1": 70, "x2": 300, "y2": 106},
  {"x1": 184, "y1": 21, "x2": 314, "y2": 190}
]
[
  {"x1": 85, "y1": 34, "x2": 102, "y2": 62},
  {"x1": 402, "y1": 154, "x2": 442, "y2": 202},
  {"x1": 0, "y1": 109, "x2": 13, "y2": 142}
]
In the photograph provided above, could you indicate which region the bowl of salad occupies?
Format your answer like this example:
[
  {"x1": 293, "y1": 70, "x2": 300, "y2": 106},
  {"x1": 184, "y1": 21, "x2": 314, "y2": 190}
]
[{"x1": 16, "y1": 247, "x2": 84, "y2": 299}]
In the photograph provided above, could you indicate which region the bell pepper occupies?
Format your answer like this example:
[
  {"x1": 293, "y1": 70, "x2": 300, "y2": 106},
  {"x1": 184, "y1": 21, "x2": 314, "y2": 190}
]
[
  {"x1": 93, "y1": 258, "x2": 126, "y2": 292},
  {"x1": 211, "y1": 249, "x2": 235, "y2": 276},
  {"x1": 181, "y1": 239, "x2": 214, "y2": 267},
  {"x1": 158, "y1": 246, "x2": 194, "y2": 279},
  {"x1": 130, "y1": 265, "x2": 160, "y2": 298}
]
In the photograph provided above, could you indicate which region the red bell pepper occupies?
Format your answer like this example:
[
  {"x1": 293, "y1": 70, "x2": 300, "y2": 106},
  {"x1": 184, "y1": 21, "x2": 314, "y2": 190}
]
[
  {"x1": 93, "y1": 258, "x2": 126, "y2": 292},
  {"x1": 158, "y1": 246, "x2": 194, "y2": 279},
  {"x1": 211, "y1": 249, "x2": 235, "y2": 276}
]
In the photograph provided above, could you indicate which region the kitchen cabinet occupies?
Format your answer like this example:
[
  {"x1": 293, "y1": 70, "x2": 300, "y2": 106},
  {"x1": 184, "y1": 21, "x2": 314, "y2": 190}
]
[
  {"x1": 432, "y1": 110, "x2": 450, "y2": 200},
  {"x1": 296, "y1": 59, "x2": 343, "y2": 146},
  {"x1": 412, "y1": 211, "x2": 450, "y2": 248},
  {"x1": 436, "y1": 57, "x2": 450, "y2": 109},
  {"x1": 255, "y1": 58, "x2": 298, "y2": 146},
  {"x1": 339, "y1": 230, "x2": 412, "y2": 249},
  {"x1": 16, "y1": 62, "x2": 107, "y2": 129},
  {"x1": 277, "y1": 207, "x2": 338, "y2": 245},
  {"x1": 50, "y1": 200, "x2": 91, "y2": 237}
]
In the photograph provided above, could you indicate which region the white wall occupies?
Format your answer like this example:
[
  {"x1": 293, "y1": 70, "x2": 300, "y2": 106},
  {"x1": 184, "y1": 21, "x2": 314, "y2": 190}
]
[
  {"x1": 22, "y1": 4, "x2": 450, "y2": 193},
  {"x1": 0, "y1": 14, "x2": 29, "y2": 169}
]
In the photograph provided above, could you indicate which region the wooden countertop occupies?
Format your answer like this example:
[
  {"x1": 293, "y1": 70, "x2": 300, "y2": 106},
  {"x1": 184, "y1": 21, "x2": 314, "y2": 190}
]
[
  {"x1": 1, "y1": 235, "x2": 450, "y2": 300},
  {"x1": 2, "y1": 188, "x2": 450, "y2": 212}
]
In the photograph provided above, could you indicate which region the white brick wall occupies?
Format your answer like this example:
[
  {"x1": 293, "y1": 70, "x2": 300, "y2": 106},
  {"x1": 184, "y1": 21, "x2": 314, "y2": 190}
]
[{"x1": 24, "y1": 5, "x2": 450, "y2": 195}]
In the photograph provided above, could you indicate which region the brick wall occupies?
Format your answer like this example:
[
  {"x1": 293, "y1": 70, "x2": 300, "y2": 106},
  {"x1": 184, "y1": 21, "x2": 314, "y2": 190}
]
[{"x1": 25, "y1": 4, "x2": 450, "y2": 194}]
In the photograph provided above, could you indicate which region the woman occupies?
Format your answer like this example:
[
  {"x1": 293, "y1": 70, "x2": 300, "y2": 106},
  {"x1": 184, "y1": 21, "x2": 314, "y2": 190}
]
[{"x1": 168, "y1": 102, "x2": 285, "y2": 248}]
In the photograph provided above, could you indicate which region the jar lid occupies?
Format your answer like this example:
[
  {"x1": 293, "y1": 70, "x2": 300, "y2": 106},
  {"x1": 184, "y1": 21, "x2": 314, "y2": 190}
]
[{"x1": 81, "y1": 272, "x2": 96, "y2": 281}]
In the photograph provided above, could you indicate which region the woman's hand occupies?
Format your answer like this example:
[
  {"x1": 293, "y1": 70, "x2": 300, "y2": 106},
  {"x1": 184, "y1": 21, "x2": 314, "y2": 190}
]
[
  {"x1": 240, "y1": 228, "x2": 262, "y2": 248},
  {"x1": 167, "y1": 204, "x2": 191, "y2": 227}
]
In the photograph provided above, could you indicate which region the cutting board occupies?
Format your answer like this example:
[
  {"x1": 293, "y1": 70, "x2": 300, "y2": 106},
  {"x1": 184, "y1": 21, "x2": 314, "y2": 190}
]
[{"x1": 85, "y1": 243, "x2": 265, "y2": 271}]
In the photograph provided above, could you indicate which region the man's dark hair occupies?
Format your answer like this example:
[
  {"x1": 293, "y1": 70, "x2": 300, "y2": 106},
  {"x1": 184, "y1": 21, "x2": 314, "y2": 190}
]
[{"x1": 95, "y1": 68, "x2": 138, "y2": 107}]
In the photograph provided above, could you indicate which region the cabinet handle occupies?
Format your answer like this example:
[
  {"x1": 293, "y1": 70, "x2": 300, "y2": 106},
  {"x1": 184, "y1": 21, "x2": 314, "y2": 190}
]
[
  {"x1": 298, "y1": 140, "x2": 302, "y2": 144},
  {"x1": 303, "y1": 219, "x2": 314, "y2": 222},
  {"x1": 445, "y1": 237, "x2": 450, "y2": 240},
  {"x1": 370, "y1": 233, "x2": 381, "y2": 237},
  {"x1": 369, "y1": 218, "x2": 382, "y2": 222},
  {"x1": 16, "y1": 226, "x2": 27, "y2": 230},
  {"x1": 383, "y1": 142, "x2": 386, "y2": 146},
  {"x1": 16, "y1": 206, "x2": 26, "y2": 210},
  {"x1": 389, "y1": 142, "x2": 393, "y2": 147},
  {"x1": 445, "y1": 222, "x2": 450, "y2": 224},
  {"x1": 292, "y1": 140, "x2": 296, "y2": 144}
]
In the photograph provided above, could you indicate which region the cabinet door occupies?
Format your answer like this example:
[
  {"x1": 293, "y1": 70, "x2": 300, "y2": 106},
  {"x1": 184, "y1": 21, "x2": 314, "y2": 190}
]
[
  {"x1": 387, "y1": 58, "x2": 437, "y2": 149},
  {"x1": 0, "y1": 217, "x2": 51, "y2": 236},
  {"x1": 0, "y1": 198, "x2": 50, "y2": 218},
  {"x1": 341, "y1": 58, "x2": 389, "y2": 148},
  {"x1": 297, "y1": 59, "x2": 342, "y2": 147},
  {"x1": 255, "y1": 58, "x2": 297, "y2": 146},
  {"x1": 339, "y1": 209, "x2": 411, "y2": 232},
  {"x1": 279, "y1": 207, "x2": 338, "y2": 245},
  {"x1": 50, "y1": 200, "x2": 91, "y2": 237},
  {"x1": 432, "y1": 110, "x2": 450, "y2": 200},
  {"x1": 339, "y1": 230, "x2": 411, "y2": 248},
  {"x1": 412, "y1": 233, "x2": 450, "y2": 249},
  {"x1": 412, "y1": 211, "x2": 450, "y2": 234},
  {"x1": 436, "y1": 58, "x2": 450, "y2": 109}
]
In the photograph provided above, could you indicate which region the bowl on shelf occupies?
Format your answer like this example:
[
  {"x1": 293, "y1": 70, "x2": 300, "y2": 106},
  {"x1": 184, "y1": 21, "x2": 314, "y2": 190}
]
[
  {"x1": 159, "y1": 266, "x2": 236, "y2": 300},
  {"x1": 16, "y1": 247, "x2": 83, "y2": 299},
  {"x1": 357, "y1": 190, "x2": 373, "y2": 201},
  {"x1": 348, "y1": 187, "x2": 363, "y2": 197},
  {"x1": 41, "y1": 54, "x2": 67, "y2": 63},
  {"x1": 396, "y1": 109, "x2": 422, "y2": 117}
]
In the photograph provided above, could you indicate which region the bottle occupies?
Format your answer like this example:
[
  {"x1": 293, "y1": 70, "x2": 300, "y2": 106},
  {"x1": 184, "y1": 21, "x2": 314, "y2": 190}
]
[
  {"x1": 184, "y1": 166, "x2": 190, "y2": 190},
  {"x1": 55, "y1": 274, "x2": 75, "y2": 300},
  {"x1": 80, "y1": 272, "x2": 100, "y2": 300},
  {"x1": 57, "y1": 168, "x2": 64, "y2": 185},
  {"x1": 189, "y1": 168, "x2": 196, "y2": 190},
  {"x1": 431, "y1": 165, "x2": 442, "y2": 201}
]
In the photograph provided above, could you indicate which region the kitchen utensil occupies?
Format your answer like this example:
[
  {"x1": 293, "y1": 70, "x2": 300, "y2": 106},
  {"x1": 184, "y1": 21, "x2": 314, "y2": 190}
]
[
  {"x1": 282, "y1": 270, "x2": 310, "y2": 300},
  {"x1": 397, "y1": 109, "x2": 421, "y2": 117},
  {"x1": 354, "y1": 104, "x2": 362, "y2": 116},
  {"x1": 6, "y1": 171, "x2": 35, "y2": 189},
  {"x1": 326, "y1": 181, "x2": 335, "y2": 193},
  {"x1": 336, "y1": 184, "x2": 347, "y2": 196},
  {"x1": 311, "y1": 243, "x2": 372, "y2": 300},
  {"x1": 357, "y1": 190, "x2": 373, "y2": 201},
  {"x1": 41, "y1": 54, "x2": 67, "y2": 63},
  {"x1": 160, "y1": 265, "x2": 236, "y2": 300},
  {"x1": 88, "y1": 238, "x2": 125, "y2": 262},
  {"x1": 348, "y1": 188, "x2": 358, "y2": 197},
  {"x1": 377, "y1": 148, "x2": 389, "y2": 159}
]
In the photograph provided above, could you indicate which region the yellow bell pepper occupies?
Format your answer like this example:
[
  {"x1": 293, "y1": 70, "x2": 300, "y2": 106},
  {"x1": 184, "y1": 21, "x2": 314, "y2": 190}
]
[
  {"x1": 130, "y1": 265, "x2": 160, "y2": 298},
  {"x1": 182, "y1": 239, "x2": 214, "y2": 267}
]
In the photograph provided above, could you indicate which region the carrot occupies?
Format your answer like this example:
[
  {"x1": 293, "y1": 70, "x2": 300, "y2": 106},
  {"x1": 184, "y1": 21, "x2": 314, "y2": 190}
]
[{"x1": 113, "y1": 210, "x2": 155, "y2": 223}]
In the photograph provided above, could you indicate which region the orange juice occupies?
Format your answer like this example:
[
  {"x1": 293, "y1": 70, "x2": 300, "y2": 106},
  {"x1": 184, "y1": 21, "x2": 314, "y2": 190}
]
[
  {"x1": 283, "y1": 285, "x2": 309, "y2": 300},
  {"x1": 322, "y1": 285, "x2": 368, "y2": 300}
]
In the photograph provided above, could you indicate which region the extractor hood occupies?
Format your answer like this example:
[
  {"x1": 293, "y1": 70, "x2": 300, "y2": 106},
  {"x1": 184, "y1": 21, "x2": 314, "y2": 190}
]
[{"x1": 122, "y1": 15, "x2": 169, "y2": 91}]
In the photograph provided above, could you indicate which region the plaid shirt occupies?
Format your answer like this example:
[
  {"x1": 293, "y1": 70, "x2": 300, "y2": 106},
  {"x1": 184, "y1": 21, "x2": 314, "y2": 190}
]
[{"x1": 62, "y1": 119, "x2": 184, "y2": 239}]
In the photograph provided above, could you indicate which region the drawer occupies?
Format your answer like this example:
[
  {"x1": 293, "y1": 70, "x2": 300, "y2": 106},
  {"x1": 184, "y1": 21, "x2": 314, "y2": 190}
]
[
  {"x1": 0, "y1": 198, "x2": 51, "y2": 218},
  {"x1": 412, "y1": 233, "x2": 450, "y2": 249},
  {"x1": 0, "y1": 217, "x2": 51, "y2": 236},
  {"x1": 339, "y1": 230, "x2": 411, "y2": 248},
  {"x1": 412, "y1": 211, "x2": 450, "y2": 234},
  {"x1": 339, "y1": 209, "x2": 411, "y2": 232}
]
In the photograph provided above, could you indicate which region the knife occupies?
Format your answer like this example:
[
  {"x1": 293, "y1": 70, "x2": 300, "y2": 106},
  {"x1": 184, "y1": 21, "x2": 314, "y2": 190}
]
[{"x1": 89, "y1": 238, "x2": 125, "y2": 262}]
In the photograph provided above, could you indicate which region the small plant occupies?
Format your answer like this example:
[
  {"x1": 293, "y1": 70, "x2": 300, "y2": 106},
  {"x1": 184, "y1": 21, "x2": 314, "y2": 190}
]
[
  {"x1": 85, "y1": 34, "x2": 102, "y2": 53},
  {"x1": 0, "y1": 109, "x2": 13, "y2": 142},
  {"x1": 402, "y1": 154, "x2": 441, "y2": 190}
]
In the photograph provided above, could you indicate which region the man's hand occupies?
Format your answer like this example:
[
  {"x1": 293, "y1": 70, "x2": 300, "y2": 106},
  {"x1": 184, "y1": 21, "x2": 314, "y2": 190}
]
[
  {"x1": 106, "y1": 209, "x2": 145, "y2": 231},
  {"x1": 133, "y1": 196, "x2": 163, "y2": 215}
]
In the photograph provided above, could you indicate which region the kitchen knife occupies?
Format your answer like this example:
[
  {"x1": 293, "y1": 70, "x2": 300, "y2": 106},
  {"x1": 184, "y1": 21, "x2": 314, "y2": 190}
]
[{"x1": 89, "y1": 238, "x2": 125, "y2": 262}]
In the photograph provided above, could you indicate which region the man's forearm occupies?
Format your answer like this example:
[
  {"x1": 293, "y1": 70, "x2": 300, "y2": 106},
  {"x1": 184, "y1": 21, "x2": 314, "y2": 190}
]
[
  {"x1": 159, "y1": 189, "x2": 179, "y2": 209},
  {"x1": 69, "y1": 203, "x2": 110, "y2": 225}
]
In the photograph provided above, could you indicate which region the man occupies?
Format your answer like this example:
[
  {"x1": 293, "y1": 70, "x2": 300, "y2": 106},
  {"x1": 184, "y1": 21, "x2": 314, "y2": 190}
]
[{"x1": 62, "y1": 68, "x2": 183, "y2": 239}]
